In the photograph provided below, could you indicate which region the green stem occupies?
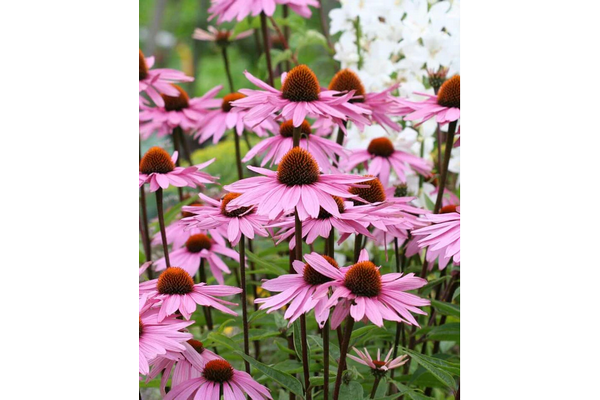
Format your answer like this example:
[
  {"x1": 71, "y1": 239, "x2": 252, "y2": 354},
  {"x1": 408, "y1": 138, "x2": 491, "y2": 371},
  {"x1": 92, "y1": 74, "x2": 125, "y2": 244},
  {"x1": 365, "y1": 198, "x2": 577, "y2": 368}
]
[
  {"x1": 333, "y1": 315, "x2": 355, "y2": 400},
  {"x1": 239, "y1": 234, "x2": 251, "y2": 373},
  {"x1": 260, "y1": 12, "x2": 274, "y2": 87},
  {"x1": 433, "y1": 120, "x2": 458, "y2": 213},
  {"x1": 220, "y1": 45, "x2": 235, "y2": 93},
  {"x1": 155, "y1": 188, "x2": 170, "y2": 268}
]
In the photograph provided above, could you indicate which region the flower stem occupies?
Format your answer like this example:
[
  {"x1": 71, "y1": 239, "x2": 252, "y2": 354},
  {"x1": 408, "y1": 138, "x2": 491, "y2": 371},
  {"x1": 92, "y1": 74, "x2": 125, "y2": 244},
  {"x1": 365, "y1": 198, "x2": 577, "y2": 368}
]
[
  {"x1": 353, "y1": 233, "x2": 363, "y2": 262},
  {"x1": 370, "y1": 376, "x2": 381, "y2": 399},
  {"x1": 333, "y1": 314, "x2": 355, "y2": 400},
  {"x1": 268, "y1": 16, "x2": 299, "y2": 65},
  {"x1": 293, "y1": 125, "x2": 302, "y2": 148},
  {"x1": 239, "y1": 233, "x2": 251, "y2": 373},
  {"x1": 198, "y1": 258, "x2": 213, "y2": 330},
  {"x1": 248, "y1": 237, "x2": 261, "y2": 359},
  {"x1": 323, "y1": 319, "x2": 330, "y2": 400},
  {"x1": 155, "y1": 188, "x2": 170, "y2": 268},
  {"x1": 233, "y1": 130, "x2": 244, "y2": 180},
  {"x1": 317, "y1": 0, "x2": 334, "y2": 53},
  {"x1": 220, "y1": 45, "x2": 235, "y2": 93},
  {"x1": 300, "y1": 314, "x2": 312, "y2": 400},
  {"x1": 282, "y1": 5, "x2": 291, "y2": 71},
  {"x1": 171, "y1": 129, "x2": 184, "y2": 202},
  {"x1": 260, "y1": 12, "x2": 275, "y2": 87},
  {"x1": 433, "y1": 120, "x2": 458, "y2": 213},
  {"x1": 139, "y1": 187, "x2": 153, "y2": 279}
]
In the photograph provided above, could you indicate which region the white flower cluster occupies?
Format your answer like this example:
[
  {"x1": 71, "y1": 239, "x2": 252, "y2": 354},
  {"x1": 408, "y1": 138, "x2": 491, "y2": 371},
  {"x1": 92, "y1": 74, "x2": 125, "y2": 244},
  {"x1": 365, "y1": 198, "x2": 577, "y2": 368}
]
[
  {"x1": 329, "y1": 0, "x2": 460, "y2": 96},
  {"x1": 330, "y1": 0, "x2": 460, "y2": 199}
]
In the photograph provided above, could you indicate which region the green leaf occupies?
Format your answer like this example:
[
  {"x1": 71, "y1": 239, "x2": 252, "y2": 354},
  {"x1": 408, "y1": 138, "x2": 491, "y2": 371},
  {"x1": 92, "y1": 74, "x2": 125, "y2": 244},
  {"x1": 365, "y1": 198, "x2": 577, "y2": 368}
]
[
  {"x1": 338, "y1": 381, "x2": 364, "y2": 400},
  {"x1": 275, "y1": 340, "x2": 297, "y2": 356},
  {"x1": 452, "y1": 287, "x2": 460, "y2": 301},
  {"x1": 350, "y1": 325, "x2": 380, "y2": 341},
  {"x1": 271, "y1": 49, "x2": 293, "y2": 68},
  {"x1": 235, "y1": 351, "x2": 304, "y2": 398},
  {"x1": 206, "y1": 332, "x2": 236, "y2": 351},
  {"x1": 246, "y1": 250, "x2": 288, "y2": 275},
  {"x1": 292, "y1": 320, "x2": 310, "y2": 367},
  {"x1": 390, "y1": 381, "x2": 435, "y2": 400},
  {"x1": 430, "y1": 300, "x2": 460, "y2": 318},
  {"x1": 401, "y1": 348, "x2": 457, "y2": 390},
  {"x1": 427, "y1": 323, "x2": 460, "y2": 342},
  {"x1": 232, "y1": 329, "x2": 282, "y2": 342}
]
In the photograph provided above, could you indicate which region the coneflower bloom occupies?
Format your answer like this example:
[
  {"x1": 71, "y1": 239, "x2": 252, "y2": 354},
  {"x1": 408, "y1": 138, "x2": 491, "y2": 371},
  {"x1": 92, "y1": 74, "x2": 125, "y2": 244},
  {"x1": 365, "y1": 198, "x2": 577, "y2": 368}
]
[
  {"x1": 139, "y1": 49, "x2": 193, "y2": 107},
  {"x1": 154, "y1": 233, "x2": 239, "y2": 284},
  {"x1": 348, "y1": 347, "x2": 409, "y2": 377},
  {"x1": 139, "y1": 84, "x2": 222, "y2": 139},
  {"x1": 269, "y1": 196, "x2": 375, "y2": 247},
  {"x1": 255, "y1": 253, "x2": 340, "y2": 327},
  {"x1": 147, "y1": 340, "x2": 221, "y2": 397},
  {"x1": 182, "y1": 193, "x2": 269, "y2": 246},
  {"x1": 316, "y1": 249, "x2": 430, "y2": 329},
  {"x1": 139, "y1": 266, "x2": 241, "y2": 321},
  {"x1": 152, "y1": 203, "x2": 227, "y2": 250},
  {"x1": 139, "y1": 296, "x2": 193, "y2": 375},
  {"x1": 410, "y1": 205, "x2": 460, "y2": 270},
  {"x1": 242, "y1": 119, "x2": 347, "y2": 172},
  {"x1": 139, "y1": 147, "x2": 218, "y2": 192},
  {"x1": 342, "y1": 136, "x2": 432, "y2": 186},
  {"x1": 224, "y1": 147, "x2": 373, "y2": 220},
  {"x1": 232, "y1": 65, "x2": 371, "y2": 128},
  {"x1": 397, "y1": 75, "x2": 460, "y2": 125},
  {"x1": 192, "y1": 26, "x2": 254, "y2": 44},
  {"x1": 209, "y1": 0, "x2": 318, "y2": 23},
  {"x1": 328, "y1": 69, "x2": 403, "y2": 133},
  {"x1": 194, "y1": 92, "x2": 278, "y2": 145},
  {"x1": 165, "y1": 358, "x2": 272, "y2": 399},
  {"x1": 342, "y1": 176, "x2": 419, "y2": 247}
]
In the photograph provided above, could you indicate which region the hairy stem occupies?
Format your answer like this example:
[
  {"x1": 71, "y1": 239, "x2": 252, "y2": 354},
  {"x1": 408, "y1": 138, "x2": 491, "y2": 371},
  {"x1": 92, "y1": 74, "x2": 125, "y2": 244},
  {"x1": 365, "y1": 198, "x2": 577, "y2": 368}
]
[
  {"x1": 220, "y1": 45, "x2": 235, "y2": 93},
  {"x1": 370, "y1": 376, "x2": 382, "y2": 399}
]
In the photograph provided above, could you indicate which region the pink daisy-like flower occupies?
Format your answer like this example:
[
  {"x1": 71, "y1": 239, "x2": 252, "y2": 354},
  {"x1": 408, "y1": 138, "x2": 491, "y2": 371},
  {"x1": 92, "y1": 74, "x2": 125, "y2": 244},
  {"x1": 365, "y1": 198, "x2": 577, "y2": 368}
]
[
  {"x1": 343, "y1": 136, "x2": 432, "y2": 186},
  {"x1": 209, "y1": 0, "x2": 318, "y2": 23},
  {"x1": 147, "y1": 339, "x2": 221, "y2": 397},
  {"x1": 192, "y1": 26, "x2": 254, "y2": 44},
  {"x1": 255, "y1": 252, "x2": 341, "y2": 327},
  {"x1": 139, "y1": 266, "x2": 241, "y2": 321},
  {"x1": 348, "y1": 347, "x2": 409, "y2": 376},
  {"x1": 165, "y1": 358, "x2": 272, "y2": 400},
  {"x1": 152, "y1": 202, "x2": 226, "y2": 250},
  {"x1": 195, "y1": 92, "x2": 278, "y2": 144},
  {"x1": 242, "y1": 119, "x2": 347, "y2": 173},
  {"x1": 139, "y1": 296, "x2": 193, "y2": 375},
  {"x1": 139, "y1": 49, "x2": 193, "y2": 107},
  {"x1": 397, "y1": 75, "x2": 460, "y2": 125},
  {"x1": 224, "y1": 147, "x2": 373, "y2": 221},
  {"x1": 409, "y1": 205, "x2": 460, "y2": 270},
  {"x1": 314, "y1": 249, "x2": 430, "y2": 329},
  {"x1": 232, "y1": 65, "x2": 371, "y2": 128},
  {"x1": 139, "y1": 84, "x2": 222, "y2": 139},
  {"x1": 139, "y1": 147, "x2": 218, "y2": 192},
  {"x1": 328, "y1": 69, "x2": 404, "y2": 133},
  {"x1": 154, "y1": 233, "x2": 239, "y2": 284},
  {"x1": 182, "y1": 193, "x2": 269, "y2": 246},
  {"x1": 269, "y1": 196, "x2": 375, "y2": 248}
]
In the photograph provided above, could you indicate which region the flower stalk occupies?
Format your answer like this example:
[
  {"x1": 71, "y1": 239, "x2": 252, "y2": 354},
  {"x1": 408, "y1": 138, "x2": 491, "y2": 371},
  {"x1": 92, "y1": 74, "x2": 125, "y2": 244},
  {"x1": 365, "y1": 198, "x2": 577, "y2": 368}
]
[
  {"x1": 239, "y1": 233, "x2": 251, "y2": 373},
  {"x1": 333, "y1": 314, "x2": 355, "y2": 400},
  {"x1": 155, "y1": 188, "x2": 170, "y2": 268},
  {"x1": 260, "y1": 12, "x2": 275, "y2": 87},
  {"x1": 433, "y1": 120, "x2": 458, "y2": 213}
]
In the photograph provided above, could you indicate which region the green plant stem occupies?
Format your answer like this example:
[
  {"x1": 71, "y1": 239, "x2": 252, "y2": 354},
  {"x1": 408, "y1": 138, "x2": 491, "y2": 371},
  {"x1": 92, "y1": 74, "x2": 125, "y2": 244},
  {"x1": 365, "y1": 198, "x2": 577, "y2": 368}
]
[
  {"x1": 198, "y1": 259, "x2": 213, "y2": 330},
  {"x1": 239, "y1": 233, "x2": 251, "y2": 373},
  {"x1": 353, "y1": 233, "x2": 363, "y2": 262},
  {"x1": 317, "y1": 0, "x2": 334, "y2": 52},
  {"x1": 300, "y1": 314, "x2": 312, "y2": 400},
  {"x1": 433, "y1": 120, "x2": 458, "y2": 213},
  {"x1": 171, "y1": 129, "x2": 184, "y2": 202},
  {"x1": 370, "y1": 376, "x2": 381, "y2": 399},
  {"x1": 260, "y1": 12, "x2": 274, "y2": 87},
  {"x1": 155, "y1": 188, "x2": 170, "y2": 268},
  {"x1": 233, "y1": 131, "x2": 244, "y2": 180},
  {"x1": 323, "y1": 319, "x2": 330, "y2": 400},
  {"x1": 293, "y1": 126, "x2": 302, "y2": 147},
  {"x1": 268, "y1": 16, "x2": 299, "y2": 65},
  {"x1": 220, "y1": 45, "x2": 235, "y2": 93},
  {"x1": 333, "y1": 315, "x2": 355, "y2": 400}
]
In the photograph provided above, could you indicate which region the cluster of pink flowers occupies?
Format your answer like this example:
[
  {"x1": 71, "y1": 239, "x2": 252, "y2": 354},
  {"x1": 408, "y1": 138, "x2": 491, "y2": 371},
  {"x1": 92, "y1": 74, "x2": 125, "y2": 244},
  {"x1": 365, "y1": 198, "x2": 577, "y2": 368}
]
[{"x1": 138, "y1": 3, "x2": 460, "y2": 398}]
